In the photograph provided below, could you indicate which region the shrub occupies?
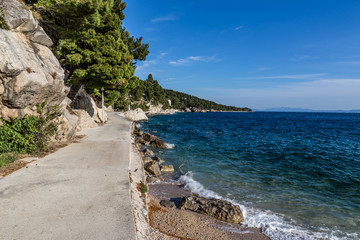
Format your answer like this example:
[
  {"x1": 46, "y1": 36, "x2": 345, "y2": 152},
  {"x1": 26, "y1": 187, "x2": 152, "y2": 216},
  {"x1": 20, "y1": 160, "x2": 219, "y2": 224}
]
[
  {"x1": 0, "y1": 9, "x2": 9, "y2": 30},
  {"x1": 0, "y1": 153, "x2": 17, "y2": 167},
  {"x1": 139, "y1": 181, "x2": 147, "y2": 194},
  {"x1": 0, "y1": 102, "x2": 61, "y2": 154}
]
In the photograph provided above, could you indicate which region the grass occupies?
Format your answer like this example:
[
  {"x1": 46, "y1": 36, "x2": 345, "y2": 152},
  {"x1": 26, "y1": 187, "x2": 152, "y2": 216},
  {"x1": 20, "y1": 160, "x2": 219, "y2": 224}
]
[{"x1": 0, "y1": 153, "x2": 17, "y2": 167}]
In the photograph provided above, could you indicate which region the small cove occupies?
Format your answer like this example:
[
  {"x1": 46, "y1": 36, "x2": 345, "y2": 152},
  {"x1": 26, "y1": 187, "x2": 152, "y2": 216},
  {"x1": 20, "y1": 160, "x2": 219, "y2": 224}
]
[{"x1": 140, "y1": 112, "x2": 360, "y2": 240}]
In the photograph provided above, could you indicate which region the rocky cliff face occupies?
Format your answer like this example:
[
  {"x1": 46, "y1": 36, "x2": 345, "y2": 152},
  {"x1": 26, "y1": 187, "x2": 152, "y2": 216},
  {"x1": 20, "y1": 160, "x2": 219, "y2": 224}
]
[
  {"x1": 0, "y1": 0, "x2": 80, "y2": 143},
  {"x1": 0, "y1": 0, "x2": 66, "y2": 121},
  {"x1": 0, "y1": 0, "x2": 108, "y2": 144}
]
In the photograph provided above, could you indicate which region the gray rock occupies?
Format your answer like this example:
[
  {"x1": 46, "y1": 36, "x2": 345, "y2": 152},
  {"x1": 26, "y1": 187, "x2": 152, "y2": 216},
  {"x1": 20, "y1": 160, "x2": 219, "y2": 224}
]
[
  {"x1": 71, "y1": 89, "x2": 107, "y2": 123},
  {"x1": 0, "y1": 0, "x2": 53, "y2": 47},
  {"x1": 28, "y1": 26, "x2": 53, "y2": 47},
  {"x1": 124, "y1": 108, "x2": 148, "y2": 122},
  {"x1": 0, "y1": 0, "x2": 34, "y2": 30},
  {"x1": 0, "y1": 29, "x2": 68, "y2": 121},
  {"x1": 143, "y1": 157, "x2": 153, "y2": 164},
  {"x1": 179, "y1": 195, "x2": 244, "y2": 224},
  {"x1": 145, "y1": 161, "x2": 161, "y2": 176},
  {"x1": 72, "y1": 109, "x2": 98, "y2": 131},
  {"x1": 51, "y1": 107, "x2": 78, "y2": 144},
  {"x1": 152, "y1": 156, "x2": 165, "y2": 164},
  {"x1": 136, "y1": 132, "x2": 169, "y2": 149},
  {"x1": 160, "y1": 165, "x2": 174, "y2": 172},
  {"x1": 133, "y1": 125, "x2": 143, "y2": 137},
  {"x1": 142, "y1": 148, "x2": 154, "y2": 156},
  {"x1": 146, "y1": 175, "x2": 162, "y2": 183},
  {"x1": 160, "y1": 200, "x2": 176, "y2": 209}
]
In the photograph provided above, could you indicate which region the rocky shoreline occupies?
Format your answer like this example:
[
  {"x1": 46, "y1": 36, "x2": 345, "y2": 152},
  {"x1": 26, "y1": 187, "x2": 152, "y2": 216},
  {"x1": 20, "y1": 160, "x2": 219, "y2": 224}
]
[{"x1": 129, "y1": 122, "x2": 269, "y2": 240}]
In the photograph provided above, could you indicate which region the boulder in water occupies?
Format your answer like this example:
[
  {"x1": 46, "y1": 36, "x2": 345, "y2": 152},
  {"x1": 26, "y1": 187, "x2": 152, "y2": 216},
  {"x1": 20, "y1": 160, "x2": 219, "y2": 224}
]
[
  {"x1": 160, "y1": 165, "x2": 174, "y2": 172},
  {"x1": 179, "y1": 195, "x2": 244, "y2": 224}
]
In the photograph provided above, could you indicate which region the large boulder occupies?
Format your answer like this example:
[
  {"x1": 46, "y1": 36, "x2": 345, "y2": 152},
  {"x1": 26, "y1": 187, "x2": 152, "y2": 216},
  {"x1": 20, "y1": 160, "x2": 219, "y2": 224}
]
[
  {"x1": 70, "y1": 89, "x2": 107, "y2": 123},
  {"x1": 160, "y1": 165, "x2": 174, "y2": 172},
  {"x1": 0, "y1": 29, "x2": 68, "y2": 121},
  {"x1": 179, "y1": 196, "x2": 244, "y2": 224},
  {"x1": 72, "y1": 109, "x2": 98, "y2": 131},
  {"x1": 124, "y1": 108, "x2": 148, "y2": 122},
  {"x1": 136, "y1": 132, "x2": 169, "y2": 149}
]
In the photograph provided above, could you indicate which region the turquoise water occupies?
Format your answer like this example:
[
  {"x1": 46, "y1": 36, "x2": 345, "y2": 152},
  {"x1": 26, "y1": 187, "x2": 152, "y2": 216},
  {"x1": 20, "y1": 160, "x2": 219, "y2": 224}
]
[{"x1": 139, "y1": 112, "x2": 360, "y2": 240}]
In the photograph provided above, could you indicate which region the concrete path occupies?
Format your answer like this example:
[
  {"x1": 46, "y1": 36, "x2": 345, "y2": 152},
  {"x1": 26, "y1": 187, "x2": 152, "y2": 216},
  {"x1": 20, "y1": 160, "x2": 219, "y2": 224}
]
[{"x1": 0, "y1": 113, "x2": 136, "y2": 240}]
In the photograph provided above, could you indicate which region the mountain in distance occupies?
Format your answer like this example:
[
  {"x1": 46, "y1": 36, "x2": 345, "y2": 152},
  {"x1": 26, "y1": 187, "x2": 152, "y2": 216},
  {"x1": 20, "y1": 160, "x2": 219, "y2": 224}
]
[{"x1": 257, "y1": 107, "x2": 360, "y2": 113}]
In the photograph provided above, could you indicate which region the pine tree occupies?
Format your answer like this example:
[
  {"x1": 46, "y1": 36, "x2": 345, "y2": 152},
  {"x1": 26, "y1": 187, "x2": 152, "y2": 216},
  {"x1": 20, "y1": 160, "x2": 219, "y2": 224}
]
[{"x1": 35, "y1": 0, "x2": 148, "y2": 98}]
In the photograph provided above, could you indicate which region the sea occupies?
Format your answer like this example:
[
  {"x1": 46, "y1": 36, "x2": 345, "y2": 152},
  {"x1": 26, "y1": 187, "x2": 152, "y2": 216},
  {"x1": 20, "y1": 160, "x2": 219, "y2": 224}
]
[{"x1": 138, "y1": 112, "x2": 360, "y2": 240}]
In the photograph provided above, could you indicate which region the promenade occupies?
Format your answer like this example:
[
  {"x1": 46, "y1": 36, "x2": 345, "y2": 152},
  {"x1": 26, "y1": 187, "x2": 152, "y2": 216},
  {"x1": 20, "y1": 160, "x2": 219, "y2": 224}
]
[{"x1": 0, "y1": 113, "x2": 136, "y2": 240}]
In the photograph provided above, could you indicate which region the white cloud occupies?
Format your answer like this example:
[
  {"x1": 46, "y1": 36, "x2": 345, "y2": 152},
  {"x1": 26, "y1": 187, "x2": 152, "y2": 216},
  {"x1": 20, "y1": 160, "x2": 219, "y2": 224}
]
[
  {"x1": 152, "y1": 14, "x2": 178, "y2": 23},
  {"x1": 135, "y1": 52, "x2": 169, "y2": 78},
  {"x1": 235, "y1": 25, "x2": 245, "y2": 31},
  {"x1": 169, "y1": 55, "x2": 218, "y2": 66}
]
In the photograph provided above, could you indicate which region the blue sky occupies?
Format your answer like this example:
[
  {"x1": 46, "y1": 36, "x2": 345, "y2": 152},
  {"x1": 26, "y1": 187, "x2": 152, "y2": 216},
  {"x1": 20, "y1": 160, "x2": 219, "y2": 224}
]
[{"x1": 123, "y1": 0, "x2": 360, "y2": 110}]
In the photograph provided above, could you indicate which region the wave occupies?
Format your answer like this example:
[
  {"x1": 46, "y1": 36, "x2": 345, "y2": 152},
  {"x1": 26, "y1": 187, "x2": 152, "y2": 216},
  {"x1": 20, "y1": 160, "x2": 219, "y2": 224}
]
[
  {"x1": 178, "y1": 171, "x2": 357, "y2": 240},
  {"x1": 166, "y1": 143, "x2": 175, "y2": 149}
]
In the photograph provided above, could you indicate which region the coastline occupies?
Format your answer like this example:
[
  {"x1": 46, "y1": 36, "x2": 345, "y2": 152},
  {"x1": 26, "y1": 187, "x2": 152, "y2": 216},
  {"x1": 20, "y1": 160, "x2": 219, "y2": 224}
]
[{"x1": 128, "y1": 119, "x2": 269, "y2": 240}]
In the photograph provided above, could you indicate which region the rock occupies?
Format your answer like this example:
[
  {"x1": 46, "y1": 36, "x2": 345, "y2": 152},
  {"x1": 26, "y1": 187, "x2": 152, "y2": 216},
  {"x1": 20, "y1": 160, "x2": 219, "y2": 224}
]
[
  {"x1": 0, "y1": 29, "x2": 68, "y2": 121},
  {"x1": 152, "y1": 156, "x2": 165, "y2": 164},
  {"x1": 160, "y1": 200, "x2": 176, "y2": 209},
  {"x1": 184, "y1": 108, "x2": 192, "y2": 112},
  {"x1": 106, "y1": 105, "x2": 114, "y2": 112},
  {"x1": 150, "y1": 137, "x2": 169, "y2": 149},
  {"x1": 28, "y1": 26, "x2": 53, "y2": 47},
  {"x1": 124, "y1": 108, "x2": 148, "y2": 122},
  {"x1": 144, "y1": 104, "x2": 180, "y2": 116},
  {"x1": 70, "y1": 88, "x2": 107, "y2": 123},
  {"x1": 133, "y1": 125, "x2": 143, "y2": 137},
  {"x1": 191, "y1": 107, "x2": 202, "y2": 112},
  {"x1": 145, "y1": 161, "x2": 161, "y2": 176},
  {"x1": 147, "y1": 104, "x2": 164, "y2": 116},
  {"x1": 164, "y1": 108, "x2": 179, "y2": 114},
  {"x1": 179, "y1": 196, "x2": 244, "y2": 224},
  {"x1": 146, "y1": 175, "x2": 162, "y2": 183},
  {"x1": 143, "y1": 148, "x2": 154, "y2": 156},
  {"x1": 0, "y1": 0, "x2": 34, "y2": 30},
  {"x1": 0, "y1": 0, "x2": 53, "y2": 46},
  {"x1": 72, "y1": 109, "x2": 97, "y2": 131},
  {"x1": 51, "y1": 107, "x2": 78, "y2": 144},
  {"x1": 160, "y1": 165, "x2": 174, "y2": 172},
  {"x1": 137, "y1": 132, "x2": 169, "y2": 149},
  {"x1": 143, "y1": 157, "x2": 153, "y2": 164}
]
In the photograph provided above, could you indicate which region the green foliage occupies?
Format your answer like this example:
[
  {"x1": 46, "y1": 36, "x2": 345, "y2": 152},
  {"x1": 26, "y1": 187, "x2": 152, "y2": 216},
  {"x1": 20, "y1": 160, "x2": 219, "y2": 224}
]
[
  {"x1": 0, "y1": 8, "x2": 9, "y2": 30},
  {"x1": 127, "y1": 74, "x2": 251, "y2": 112},
  {"x1": 0, "y1": 102, "x2": 61, "y2": 154},
  {"x1": 35, "y1": 0, "x2": 149, "y2": 96},
  {"x1": 139, "y1": 181, "x2": 147, "y2": 194},
  {"x1": 0, "y1": 153, "x2": 17, "y2": 168}
]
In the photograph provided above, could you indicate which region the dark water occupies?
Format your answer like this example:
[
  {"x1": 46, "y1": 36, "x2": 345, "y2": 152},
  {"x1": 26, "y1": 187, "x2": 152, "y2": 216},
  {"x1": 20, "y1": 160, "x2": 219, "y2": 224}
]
[{"x1": 140, "y1": 112, "x2": 360, "y2": 239}]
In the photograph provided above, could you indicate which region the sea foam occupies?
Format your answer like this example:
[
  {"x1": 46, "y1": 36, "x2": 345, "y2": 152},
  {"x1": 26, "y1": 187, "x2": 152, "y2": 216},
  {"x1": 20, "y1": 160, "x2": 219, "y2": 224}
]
[
  {"x1": 179, "y1": 171, "x2": 355, "y2": 240},
  {"x1": 166, "y1": 143, "x2": 175, "y2": 149}
]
